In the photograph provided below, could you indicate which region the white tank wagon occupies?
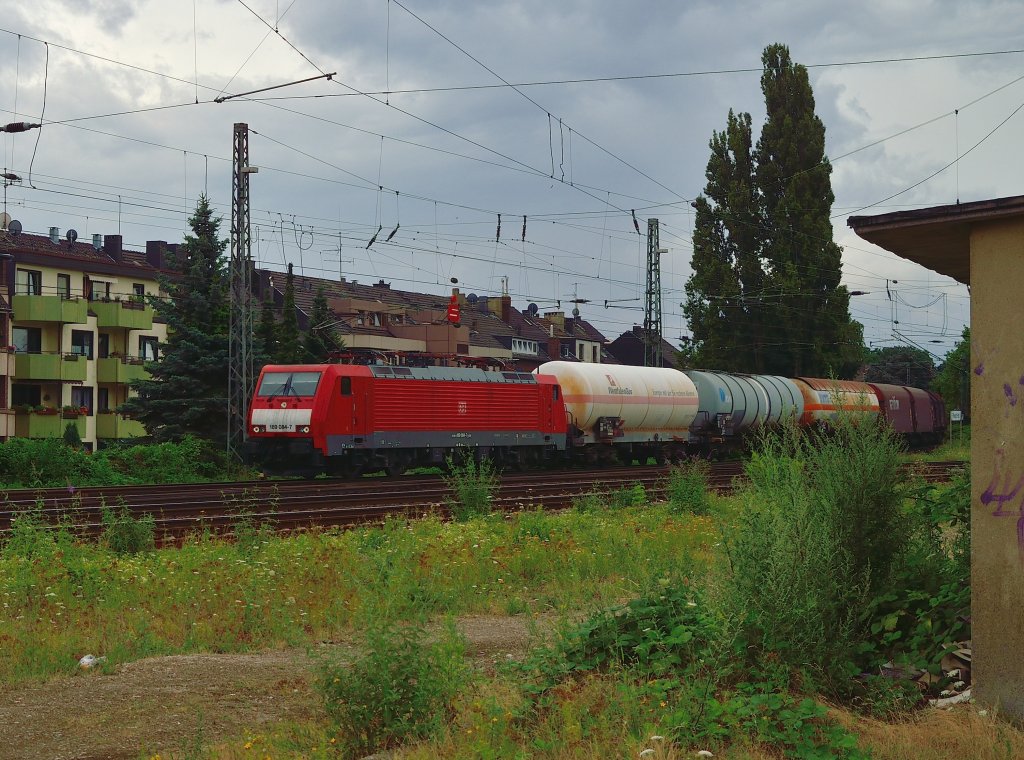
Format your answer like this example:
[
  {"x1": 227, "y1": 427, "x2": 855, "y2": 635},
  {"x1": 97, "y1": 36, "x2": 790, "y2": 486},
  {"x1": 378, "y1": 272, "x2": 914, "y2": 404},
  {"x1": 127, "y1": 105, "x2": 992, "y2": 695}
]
[{"x1": 537, "y1": 362, "x2": 699, "y2": 456}]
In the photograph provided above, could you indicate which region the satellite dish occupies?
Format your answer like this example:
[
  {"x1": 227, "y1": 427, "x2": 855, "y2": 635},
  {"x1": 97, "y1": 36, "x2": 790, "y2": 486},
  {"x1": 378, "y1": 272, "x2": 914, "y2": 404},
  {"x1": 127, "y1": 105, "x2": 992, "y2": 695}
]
[
  {"x1": 572, "y1": 307, "x2": 580, "y2": 317},
  {"x1": 8, "y1": 219, "x2": 22, "y2": 237},
  {"x1": 67, "y1": 229, "x2": 78, "y2": 244},
  {"x1": 0, "y1": 212, "x2": 10, "y2": 229},
  {"x1": 467, "y1": 293, "x2": 478, "y2": 304},
  {"x1": 527, "y1": 303, "x2": 538, "y2": 315}
]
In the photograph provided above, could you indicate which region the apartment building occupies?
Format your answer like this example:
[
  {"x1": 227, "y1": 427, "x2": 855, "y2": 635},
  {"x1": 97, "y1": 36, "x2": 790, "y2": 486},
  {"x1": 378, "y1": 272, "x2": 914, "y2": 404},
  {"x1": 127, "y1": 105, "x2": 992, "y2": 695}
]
[{"x1": 0, "y1": 228, "x2": 170, "y2": 448}]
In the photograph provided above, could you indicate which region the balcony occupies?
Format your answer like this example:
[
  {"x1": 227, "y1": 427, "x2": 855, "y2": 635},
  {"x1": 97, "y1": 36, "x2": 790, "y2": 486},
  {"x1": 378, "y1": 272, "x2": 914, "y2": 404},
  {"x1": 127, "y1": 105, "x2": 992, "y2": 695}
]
[
  {"x1": 97, "y1": 356, "x2": 149, "y2": 384},
  {"x1": 11, "y1": 294, "x2": 89, "y2": 324},
  {"x1": 14, "y1": 352, "x2": 88, "y2": 382},
  {"x1": 91, "y1": 299, "x2": 153, "y2": 330},
  {"x1": 12, "y1": 409, "x2": 87, "y2": 439},
  {"x1": 96, "y1": 413, "x2": 147, "y2": 439}
]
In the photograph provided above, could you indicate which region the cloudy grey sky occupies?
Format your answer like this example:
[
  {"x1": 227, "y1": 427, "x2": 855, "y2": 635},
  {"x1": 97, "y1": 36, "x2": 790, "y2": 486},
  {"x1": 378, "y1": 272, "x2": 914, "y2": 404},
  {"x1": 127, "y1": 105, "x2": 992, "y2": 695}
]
[{"x1": 2, "y1": 0, "x2": 1019, "y2": 361}]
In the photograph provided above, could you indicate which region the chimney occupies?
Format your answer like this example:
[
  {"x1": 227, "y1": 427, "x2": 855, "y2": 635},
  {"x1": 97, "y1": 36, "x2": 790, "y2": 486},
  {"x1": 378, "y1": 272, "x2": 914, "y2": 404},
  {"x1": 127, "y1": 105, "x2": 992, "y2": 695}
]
[
  {"x1": 373, "y1": 279, "x2": 391, "y2": 289},
  {"x1": 501, "y1": 294, "x2": 511, "y2": 323},
  {"x1": 49, "y1": 227, "x2": 59, "y2": 244},
  {"x1": 146, "y1": 240, "x2": 168, "y2": 269},
  {"x1": 544, "y1": 311, "x2": 565, "y2": 331},
  {"x1": 548, "y1": 336, "x2": 561, "y2": 362},
  {"x1": 92, "y1": 234, "x2": 103, "y2": 251},
  {"x1": 104, "y1": 234, "x2": 123, "y2": 261}
]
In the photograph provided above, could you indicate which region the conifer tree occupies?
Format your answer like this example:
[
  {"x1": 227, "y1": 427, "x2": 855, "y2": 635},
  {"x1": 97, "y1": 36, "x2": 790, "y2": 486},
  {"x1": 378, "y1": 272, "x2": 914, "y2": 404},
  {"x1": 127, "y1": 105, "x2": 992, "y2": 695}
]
[
  {"x1": 121, "y1": 195, "x2": 230, "y2": 444},
  {"x1": 303, "y1": 286, "x2": 344, "y2": 361},
  {"x1": 276, "y1": 263, "x2": 305, "y2": 364},
  {"x1": 683, "y1": 44, "x2": 863, "y2": 377},
  {"x1": 256, "y1": 291, "x2": 280, "y2": 365}
]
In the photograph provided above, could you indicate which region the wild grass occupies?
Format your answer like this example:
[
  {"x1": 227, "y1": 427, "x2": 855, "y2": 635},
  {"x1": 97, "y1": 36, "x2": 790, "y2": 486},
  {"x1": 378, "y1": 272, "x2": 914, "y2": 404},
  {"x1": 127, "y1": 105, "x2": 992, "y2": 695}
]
[{"x1": 0, "y1": 502, "x2": 717, "y2": 685}]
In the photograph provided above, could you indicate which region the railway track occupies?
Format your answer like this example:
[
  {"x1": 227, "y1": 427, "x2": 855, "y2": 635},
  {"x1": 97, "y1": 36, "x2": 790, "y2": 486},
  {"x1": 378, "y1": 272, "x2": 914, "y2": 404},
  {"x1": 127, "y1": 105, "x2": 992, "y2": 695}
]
[{"x1": 0, "y1": 459, "x2": 966, "y2": 542}]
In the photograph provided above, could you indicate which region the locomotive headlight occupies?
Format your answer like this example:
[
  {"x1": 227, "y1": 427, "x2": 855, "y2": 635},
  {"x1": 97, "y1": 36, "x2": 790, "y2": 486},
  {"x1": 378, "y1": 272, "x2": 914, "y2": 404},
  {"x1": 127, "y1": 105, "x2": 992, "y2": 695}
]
[
  {"x1": 252, "y1": 424, "x2": 265, "y2": 434},
  {"x1": 300, "y1": 425, "x2": 310, "y2": 434}
]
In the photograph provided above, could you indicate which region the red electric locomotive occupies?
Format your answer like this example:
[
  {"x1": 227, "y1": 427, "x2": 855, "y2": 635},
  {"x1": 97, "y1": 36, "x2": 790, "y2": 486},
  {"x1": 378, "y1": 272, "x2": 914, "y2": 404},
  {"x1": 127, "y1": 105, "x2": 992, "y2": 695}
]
[{"x1": 248, "y1": 363, "x2": 569, "y2": 477}]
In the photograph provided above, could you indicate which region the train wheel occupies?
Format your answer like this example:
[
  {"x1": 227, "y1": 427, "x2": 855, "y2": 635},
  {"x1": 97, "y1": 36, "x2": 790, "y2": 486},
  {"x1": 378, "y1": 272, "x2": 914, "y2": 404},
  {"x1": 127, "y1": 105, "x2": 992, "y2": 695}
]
[{"x1": 385, "y1": 451, "x2": 410, "y2": 477}]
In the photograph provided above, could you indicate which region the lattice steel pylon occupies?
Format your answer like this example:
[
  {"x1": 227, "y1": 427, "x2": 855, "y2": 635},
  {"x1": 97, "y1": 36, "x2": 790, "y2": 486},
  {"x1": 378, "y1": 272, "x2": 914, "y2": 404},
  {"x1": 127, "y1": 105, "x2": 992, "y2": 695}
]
[
  {"x1": 227, "y1": 122, "x2": 256, "y2": 460},
  {"x1": 643, "y1": 218, "x2": 664, "y2": 367}
]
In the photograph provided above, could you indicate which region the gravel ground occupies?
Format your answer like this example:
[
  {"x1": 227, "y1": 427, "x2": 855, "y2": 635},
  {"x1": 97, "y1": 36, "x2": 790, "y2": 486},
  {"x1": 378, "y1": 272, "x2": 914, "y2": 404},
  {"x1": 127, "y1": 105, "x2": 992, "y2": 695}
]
[{"x1": 0, "y1": 614, "x2": 547, "y2": 760}]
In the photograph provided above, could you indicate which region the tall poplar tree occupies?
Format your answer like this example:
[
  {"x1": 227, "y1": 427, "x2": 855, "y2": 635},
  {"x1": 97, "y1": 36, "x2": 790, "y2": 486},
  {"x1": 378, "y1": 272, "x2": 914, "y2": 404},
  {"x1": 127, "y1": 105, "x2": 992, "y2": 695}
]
[
  {"x1": 683, "y1": 44, "x2": 863, "y2": 377},
  {"x1": 122, "y1": 195, "x2": 230, "y2": 444}
]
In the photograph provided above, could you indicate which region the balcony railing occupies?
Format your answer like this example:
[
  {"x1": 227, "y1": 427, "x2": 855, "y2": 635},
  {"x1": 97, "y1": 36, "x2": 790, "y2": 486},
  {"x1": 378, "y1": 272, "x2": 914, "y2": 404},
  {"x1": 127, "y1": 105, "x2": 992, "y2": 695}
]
[
  {"x1": 11, "y1": 294, "x2": 89, "y2": 324},
  {"x1": 13, "y1": 409, "x2": 86, "y2": 439},
  {"x1": 96, "y1": 355, "x2": 149, "y2": 384},
  {"x1": 13, "y1": 352, "x2": 88, "y2": 382},
  {"x1": 95, "y1": 412, "x2": 146, "y2": 439},
  {"x1": 91, "y1": 299, "x2": 154, "y2": 330}
]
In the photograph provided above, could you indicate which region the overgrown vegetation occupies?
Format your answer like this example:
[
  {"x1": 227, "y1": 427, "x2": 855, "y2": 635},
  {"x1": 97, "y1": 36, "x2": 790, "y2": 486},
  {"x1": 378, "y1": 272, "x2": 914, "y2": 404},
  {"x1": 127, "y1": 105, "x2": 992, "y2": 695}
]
[
  {"x1": 318, "y1": 619, "x2": 468, "y2": 757},
  {"x1": 722, "y1": 417, "x2": 910, "y2": 690},
  {"x1": 442, "y1": 453, "x2": 499, "y2": 521},
  {"x1": 2, "y1": 417, "x2": 975, "y2": 759},
  {"x1": 0, "y1": 435, "x2": 235, "y2": 488}
]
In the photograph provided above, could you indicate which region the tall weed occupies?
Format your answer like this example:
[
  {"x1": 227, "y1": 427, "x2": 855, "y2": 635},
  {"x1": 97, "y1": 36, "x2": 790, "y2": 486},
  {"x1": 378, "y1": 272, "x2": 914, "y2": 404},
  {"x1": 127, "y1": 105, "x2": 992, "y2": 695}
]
[
  {"x1": 318, "y1": 619, "x2": 468, "y2": 757},
  {"x1": 443, "y1": 454, "x2": 498, "y2": 521},
  {"x1": 722, "y1": 415, "x2": 909, "y2": 689},
  {"x1": 100, "y1": 505, "x2": 156, "y2": 554},
  {"x1": 666, "y1": 459, "x2": 712, "y2": 515}
]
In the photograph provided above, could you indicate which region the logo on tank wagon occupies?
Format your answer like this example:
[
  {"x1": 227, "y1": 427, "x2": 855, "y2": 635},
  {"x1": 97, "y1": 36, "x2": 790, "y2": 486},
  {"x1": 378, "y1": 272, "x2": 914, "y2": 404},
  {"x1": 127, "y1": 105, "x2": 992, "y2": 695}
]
[{"x1": 458, "y1": 401, "x2": 468, "y2": 414}]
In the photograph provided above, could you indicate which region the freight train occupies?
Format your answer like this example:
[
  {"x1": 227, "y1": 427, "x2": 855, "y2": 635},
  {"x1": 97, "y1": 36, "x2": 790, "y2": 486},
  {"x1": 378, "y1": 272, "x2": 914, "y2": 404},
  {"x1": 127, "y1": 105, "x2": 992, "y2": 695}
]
[{"x1": 246, "y1": 360, "x2": 947, "y2": 477}]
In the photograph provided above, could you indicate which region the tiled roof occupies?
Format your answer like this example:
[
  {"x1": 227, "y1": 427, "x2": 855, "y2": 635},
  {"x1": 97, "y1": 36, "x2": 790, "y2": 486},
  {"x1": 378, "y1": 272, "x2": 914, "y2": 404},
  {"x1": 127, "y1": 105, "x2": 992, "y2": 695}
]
[
  {"x1": 254, "y1": 268, "x2": 609, "y2": 360},
  {"x1": 0, "y1": 231, "x2": 165, "y2": 277}
]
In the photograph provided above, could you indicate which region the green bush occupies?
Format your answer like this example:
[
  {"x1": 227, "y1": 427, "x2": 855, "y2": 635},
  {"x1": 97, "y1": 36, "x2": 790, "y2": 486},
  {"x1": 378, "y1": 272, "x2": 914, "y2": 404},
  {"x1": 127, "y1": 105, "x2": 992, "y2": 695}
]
[
  {"x1": 608, "y1": 481, "x2": 647, "y2": 510},
  {"x1": 99, "y1": 435, "x2": 229, "y2": 483},
  {"x1": 855, "y1": 468, "x2": 971, "y2": 690},
  {"x1": 100, "y1": 505, "x2": 156, "y2": 554},
  {"x1": 721, "y1": 415, "x2": 910, "y2": 689},
  {"x1": 528, "y1": 579, "x2": 718, "y2": 684},
  {"x1": 0, "y1": 435, "x2": 232, "y2": 488},
  {"x1": 666, "y1": 459, "x2": 711, "y2": 515},
  {"x1": 2, "y1": 507, "x2": 70, "y2": 560},
  {"x1": 0, "y1": 438, "x2": 122, "y2": 488},
  {"x1": 318, "y1": 619, "x2": 468, "y2": 757},
  {"x1": 63, "y1": 421, "x2": 83, "y2": 450},
  {"x1": 443, "y1": 453, "x2": 498, "y2": 521}
]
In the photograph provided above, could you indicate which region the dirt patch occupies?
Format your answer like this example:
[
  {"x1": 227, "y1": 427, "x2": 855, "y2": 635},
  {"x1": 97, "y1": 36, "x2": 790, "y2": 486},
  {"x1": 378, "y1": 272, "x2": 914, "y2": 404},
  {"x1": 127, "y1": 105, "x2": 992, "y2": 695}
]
[{"x1": 0, "y1": 614, "x2": 552, "y2": 760}]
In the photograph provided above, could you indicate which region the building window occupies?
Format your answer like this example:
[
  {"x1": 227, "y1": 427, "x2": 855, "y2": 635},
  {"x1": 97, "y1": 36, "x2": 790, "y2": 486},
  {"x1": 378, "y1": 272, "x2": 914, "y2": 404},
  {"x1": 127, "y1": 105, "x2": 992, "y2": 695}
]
[
  {"x1": 12, "y1": 327, "x2": 41, "y2": 353},
  {"x1": 98, "y1": 333, "x2": 110, "y2": 359},
  {"x1": 16, "y1": 269, "x2": 42, "y2": 296},
  {"x1": 71, "y1": 330, "x2": 94, "y2": 359},
  {"x1": 71, "y1": 386, "x2": 94, "y2": 416},
  {"x1": 57, "y1": 274, "x2": 71, "y2": 299},
  {"x1": 139, "y1": 336, "x2": 159, "y2": 361},
  {"x1": 577, "y1": 343, "x2": 584, "y2": 360},
  {"x1": 98, "y1": 388, "x2": 110, "y2": 413},
  {"x1": 133, "y1": 283, "x2": 145, "y2": 298},
  {"x1": 12, "y1": 384, "x2": 41, "y2": 407},
  {"x1": 592, "y1": 345, "x2": 598, "y2": 363}
]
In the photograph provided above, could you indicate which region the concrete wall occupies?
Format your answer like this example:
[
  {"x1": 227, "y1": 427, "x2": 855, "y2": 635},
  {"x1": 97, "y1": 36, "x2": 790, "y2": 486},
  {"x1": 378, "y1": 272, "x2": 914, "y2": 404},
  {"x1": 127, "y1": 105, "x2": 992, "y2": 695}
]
[{"x1": 970, "y1": 217, "x2": 1024, "y2": 717}]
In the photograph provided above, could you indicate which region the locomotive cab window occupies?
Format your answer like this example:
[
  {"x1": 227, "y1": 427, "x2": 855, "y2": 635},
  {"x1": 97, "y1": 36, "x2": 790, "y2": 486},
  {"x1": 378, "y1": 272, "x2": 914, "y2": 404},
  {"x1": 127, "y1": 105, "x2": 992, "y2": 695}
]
[
  {"x1": 340, "y1": 377, "x2": 352, "y2": 396},
  {"x1": 257, "y1": 371, "x2": 322, "y2": 397},
  {"x1": 553, "y1": 386, "x2": 560, "y2": 400}
]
